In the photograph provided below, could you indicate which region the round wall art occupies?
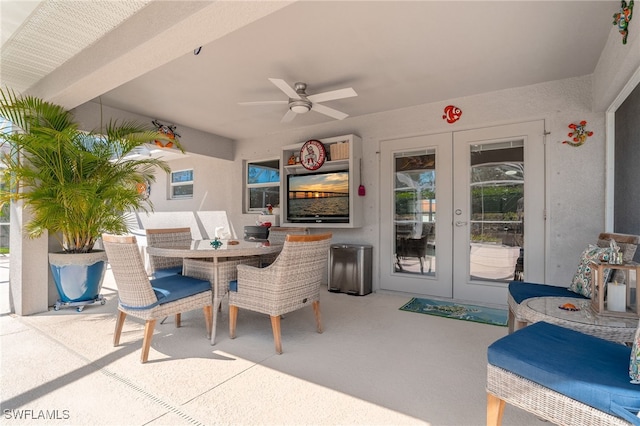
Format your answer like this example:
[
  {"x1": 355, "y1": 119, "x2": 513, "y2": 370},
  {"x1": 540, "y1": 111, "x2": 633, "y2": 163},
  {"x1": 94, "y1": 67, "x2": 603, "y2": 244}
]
[{"x1": 300, "y1": 140, "x2": 326, "y2": 170}]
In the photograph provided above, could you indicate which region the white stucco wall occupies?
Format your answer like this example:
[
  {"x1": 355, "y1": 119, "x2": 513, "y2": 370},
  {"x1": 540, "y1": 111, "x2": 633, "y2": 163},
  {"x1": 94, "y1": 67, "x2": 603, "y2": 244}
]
[
  {"x1": 593, "y1": 15, "x2": 640, "y2": 113},
  {"x1": 71, "y1": 102, "x2": 239, "y2": 212},
  {"x1": 72, "y1": 101, "x2": 239, "y2": 212},
  {"x1": 147, "y1": 153, "x2": 237, "y2": 212},
  {"x1": 72, "y1": 101, "x2": 235, "y2": 161},
  {"x1": 224, "y1": 75, "x2": 604, "y2": 291}
]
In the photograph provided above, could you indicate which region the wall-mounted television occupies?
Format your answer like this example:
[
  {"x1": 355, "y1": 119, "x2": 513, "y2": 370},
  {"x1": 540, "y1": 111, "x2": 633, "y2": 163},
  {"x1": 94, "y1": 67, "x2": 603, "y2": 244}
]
[{"x1": 286, "y1": 170, "x2": 350, "y2": 223}]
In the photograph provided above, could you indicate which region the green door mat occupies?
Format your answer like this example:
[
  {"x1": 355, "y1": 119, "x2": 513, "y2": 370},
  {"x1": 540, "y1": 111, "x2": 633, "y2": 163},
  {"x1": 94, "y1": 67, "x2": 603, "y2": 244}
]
[{"x1": 400, "y1": 298, "x2": 507, "y2": 327}]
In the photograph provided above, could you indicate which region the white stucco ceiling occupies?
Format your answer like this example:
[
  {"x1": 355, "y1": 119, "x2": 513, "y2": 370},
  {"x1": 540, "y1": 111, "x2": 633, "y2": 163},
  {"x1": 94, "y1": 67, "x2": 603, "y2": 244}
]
[{"x1": 0, "y1": 1, "x2": 619, "y2": 141}]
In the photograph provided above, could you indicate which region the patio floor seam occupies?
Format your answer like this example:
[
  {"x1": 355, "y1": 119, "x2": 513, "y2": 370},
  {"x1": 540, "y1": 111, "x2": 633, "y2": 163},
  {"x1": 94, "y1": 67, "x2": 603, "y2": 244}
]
[{"x1": 5, "y1": 314, "x2": 206, "y2": 426}]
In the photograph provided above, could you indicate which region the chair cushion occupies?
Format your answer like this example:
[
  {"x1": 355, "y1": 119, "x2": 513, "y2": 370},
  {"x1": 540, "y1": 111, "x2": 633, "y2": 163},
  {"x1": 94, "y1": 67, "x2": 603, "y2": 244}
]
[
  {"x1": 569, "y1": 245, "x2": 612, "y2": 297},
  {"x1": 151, "y1": 266, "x2": 182, "y2": 279},
  {"x1": 508, "y1": 281, "x2": 588, "y2": 304},
  {"x1": 151, "y1": 275, "x2": 211, "y2": 304},
  {"x1": 488, "y1": 322, "x2": 640, "y2": 424},
  {"x1": 630, "y1": 319, "x2": 640, "y2": 384},
  {"x1": 120, "y1": 275, "x2": 210, "y2": 310}
]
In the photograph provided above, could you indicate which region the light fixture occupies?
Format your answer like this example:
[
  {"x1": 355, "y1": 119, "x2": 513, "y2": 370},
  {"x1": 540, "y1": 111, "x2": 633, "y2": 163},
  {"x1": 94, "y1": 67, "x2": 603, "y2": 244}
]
[{"x1": 289, "y1": 99, "x2": 311, "y2": 114}]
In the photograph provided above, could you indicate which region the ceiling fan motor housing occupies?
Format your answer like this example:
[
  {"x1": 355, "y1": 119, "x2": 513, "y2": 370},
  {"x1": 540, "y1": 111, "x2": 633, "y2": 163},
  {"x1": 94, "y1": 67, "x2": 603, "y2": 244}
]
[{"x1": 289, "y1": 82, "x2": 311, "y2": 113}]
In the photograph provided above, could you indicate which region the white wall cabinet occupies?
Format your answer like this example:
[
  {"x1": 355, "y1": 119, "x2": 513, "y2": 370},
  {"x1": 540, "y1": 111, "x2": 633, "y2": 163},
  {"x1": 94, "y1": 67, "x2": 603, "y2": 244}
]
[{"x1": 281, "y1": 134, "x2": 363, "y2": 228}]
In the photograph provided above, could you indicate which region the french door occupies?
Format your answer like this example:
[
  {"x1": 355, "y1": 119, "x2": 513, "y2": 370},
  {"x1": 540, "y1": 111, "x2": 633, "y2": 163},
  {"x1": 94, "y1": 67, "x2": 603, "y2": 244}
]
[
  {"x1": 380, "y1": 121, "x2": 545, "y2": 304},
  {"x1": 380, "y1": 132, "x2": 453, "y2": 297}
]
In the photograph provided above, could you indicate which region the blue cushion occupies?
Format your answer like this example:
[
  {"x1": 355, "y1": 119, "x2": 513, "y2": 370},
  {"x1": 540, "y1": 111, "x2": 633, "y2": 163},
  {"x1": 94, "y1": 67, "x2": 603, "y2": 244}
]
[
  {"x1": 229, "y1": 280, "x2": 238, "y2": 292},
  {"x1": 151, "y1": 266, "x2": 183, "y2": 279},
  {"x1": 508, "y1": 281, "x2": 588, "y2": 304},
  {"x1": 120, "y1": 275, "x2": 210, "y2": 310},
  {"x1": 630, "y1": 320, "x2": 640, "y2": 384},
  {"x1": 488, "y1": 322, "x2": 640, "y2": 424}
]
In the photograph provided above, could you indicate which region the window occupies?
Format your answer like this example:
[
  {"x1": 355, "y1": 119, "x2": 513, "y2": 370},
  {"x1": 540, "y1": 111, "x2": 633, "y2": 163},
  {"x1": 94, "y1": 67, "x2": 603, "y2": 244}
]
[
  {"x1": 170, "y1": 169, "x2": 194, "y2": 199},
  {"x1": 245, "y1": 159, "x2": 280, "y2": 212}
]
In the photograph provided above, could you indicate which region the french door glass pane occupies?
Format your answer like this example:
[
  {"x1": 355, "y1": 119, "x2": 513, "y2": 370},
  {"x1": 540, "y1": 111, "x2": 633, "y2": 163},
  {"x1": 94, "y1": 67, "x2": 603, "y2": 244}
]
[
  {"x1": 394, "y1": 150, "x2": 436, "y2": 276},
  {"x1": 469, "y1": 140, "x2": 524, "y2": 282}
]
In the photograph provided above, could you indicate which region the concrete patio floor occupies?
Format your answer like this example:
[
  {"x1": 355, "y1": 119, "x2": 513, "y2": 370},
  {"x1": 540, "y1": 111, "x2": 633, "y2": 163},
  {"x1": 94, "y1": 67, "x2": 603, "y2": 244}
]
[{"x1": 0, "y1": 256, "x2": 543, "y2": 425}]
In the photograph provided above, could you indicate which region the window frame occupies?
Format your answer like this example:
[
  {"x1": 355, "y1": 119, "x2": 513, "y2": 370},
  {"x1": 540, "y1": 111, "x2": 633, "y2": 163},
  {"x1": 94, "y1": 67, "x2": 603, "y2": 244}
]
[
  {"x1": 169, "y1": 168, "x2": 194, "y2": 200},
  {"x1": 244, "y1": 157, "x2": 280, "y2": 213}
]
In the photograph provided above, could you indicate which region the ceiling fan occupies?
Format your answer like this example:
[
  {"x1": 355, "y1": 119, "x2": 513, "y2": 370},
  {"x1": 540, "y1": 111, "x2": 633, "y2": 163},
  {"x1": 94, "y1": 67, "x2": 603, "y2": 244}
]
[{"x1": 239, "y1": 78, "x2": 357, "y2": 123}]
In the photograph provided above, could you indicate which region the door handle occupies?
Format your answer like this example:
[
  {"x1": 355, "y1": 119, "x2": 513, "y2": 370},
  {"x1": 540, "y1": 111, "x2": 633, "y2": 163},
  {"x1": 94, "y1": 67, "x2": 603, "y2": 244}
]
[{"x1": 455, "y1": 221, "x2": 467, "y2": 227}]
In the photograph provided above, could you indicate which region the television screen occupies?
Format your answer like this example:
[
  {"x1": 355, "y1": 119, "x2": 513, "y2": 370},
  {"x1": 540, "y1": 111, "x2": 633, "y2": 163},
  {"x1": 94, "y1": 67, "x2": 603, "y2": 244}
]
[{"x1": 287, "y1": 171, "x2": 349, "y2": 223}]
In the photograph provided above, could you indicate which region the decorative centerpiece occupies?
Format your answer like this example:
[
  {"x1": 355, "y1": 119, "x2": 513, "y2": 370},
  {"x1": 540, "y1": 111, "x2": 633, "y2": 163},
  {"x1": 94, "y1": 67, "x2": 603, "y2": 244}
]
[{"x1": 210, "y1": 237, "x2": 223, "y2": 249}]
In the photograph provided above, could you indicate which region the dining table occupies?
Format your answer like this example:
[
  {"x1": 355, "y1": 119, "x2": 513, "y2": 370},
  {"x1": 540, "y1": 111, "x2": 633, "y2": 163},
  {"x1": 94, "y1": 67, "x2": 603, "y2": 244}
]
[{"x1": 146, "y1": 238, "x2": 283, "y2": 344}]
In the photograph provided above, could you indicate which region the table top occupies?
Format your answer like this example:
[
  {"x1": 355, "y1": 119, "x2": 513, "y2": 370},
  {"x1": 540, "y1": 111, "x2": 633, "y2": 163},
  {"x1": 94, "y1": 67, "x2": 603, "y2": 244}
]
[
  {"x1": 146, "y1": 239, "x2": 283, "y2": 258},
  {"x1": 588, "y1": 260, "x2": 640, "y2": 269},
  {"x1": 520, "y1": 296, "x2": 637, "y2": 343}
]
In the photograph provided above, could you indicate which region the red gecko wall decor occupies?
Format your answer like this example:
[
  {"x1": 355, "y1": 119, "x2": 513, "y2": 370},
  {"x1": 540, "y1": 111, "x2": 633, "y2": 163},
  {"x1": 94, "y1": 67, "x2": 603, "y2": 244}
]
[{"x1": 562, "y1": 120, "x2": 593, "y2": 147}]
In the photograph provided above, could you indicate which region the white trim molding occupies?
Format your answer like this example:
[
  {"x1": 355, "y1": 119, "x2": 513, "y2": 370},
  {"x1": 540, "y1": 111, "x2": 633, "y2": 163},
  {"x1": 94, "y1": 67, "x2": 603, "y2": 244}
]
[{"x1": 605, "y1": 65, "x2": 640, "y2": 231}]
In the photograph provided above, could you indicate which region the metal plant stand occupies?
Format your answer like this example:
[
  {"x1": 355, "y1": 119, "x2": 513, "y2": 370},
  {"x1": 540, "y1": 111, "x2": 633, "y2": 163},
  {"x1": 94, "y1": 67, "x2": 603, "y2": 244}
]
[{"x1": 53, "y1": 294, "x2": 106, "y2": 312}]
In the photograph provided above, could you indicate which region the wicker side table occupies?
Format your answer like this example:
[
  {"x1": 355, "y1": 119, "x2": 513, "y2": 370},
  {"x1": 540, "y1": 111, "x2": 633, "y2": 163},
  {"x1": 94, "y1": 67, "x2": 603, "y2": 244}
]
[{"x1": 520, "y1": 296, "x2": 637, "y2": 344}]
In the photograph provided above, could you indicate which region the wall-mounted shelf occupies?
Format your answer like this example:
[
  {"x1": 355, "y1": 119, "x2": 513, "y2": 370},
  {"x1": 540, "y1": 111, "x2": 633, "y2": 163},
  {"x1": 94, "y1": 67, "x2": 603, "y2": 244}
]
[
  {"x1": 284, "y1": 158, "x2": 350, "y2": 174},
  {"x1": 281, "y1": 134, "x2": 363, "y2": 228}
]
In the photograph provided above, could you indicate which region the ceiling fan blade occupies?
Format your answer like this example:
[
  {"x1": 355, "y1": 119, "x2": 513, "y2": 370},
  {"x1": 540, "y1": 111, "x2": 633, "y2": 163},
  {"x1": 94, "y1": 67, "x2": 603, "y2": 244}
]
[
  {"x1": 311, "y1": 103, "x2": 349, "y2": 120},
  {"x1": 238, "y1": 100, "x2": 288, "y2": 106},
  {"x1": 269, "y1": 78, "x2": 300, "y2": 99},
  {"x1": 307, "y1": 87, "x2": 357, "y2": 103},
  {"x1": 281, "y1": 109, "x2": 297, "y2": 123}
]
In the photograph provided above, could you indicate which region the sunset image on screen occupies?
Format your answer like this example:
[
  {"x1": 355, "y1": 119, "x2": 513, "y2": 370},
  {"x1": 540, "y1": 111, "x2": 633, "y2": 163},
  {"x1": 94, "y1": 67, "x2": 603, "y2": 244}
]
[
  {"x1": 289, "y1": 172, "x2": 348, "y2": 198},
  {"x1": 287, "y1": 171, "x2": 350, "y2": 220}
]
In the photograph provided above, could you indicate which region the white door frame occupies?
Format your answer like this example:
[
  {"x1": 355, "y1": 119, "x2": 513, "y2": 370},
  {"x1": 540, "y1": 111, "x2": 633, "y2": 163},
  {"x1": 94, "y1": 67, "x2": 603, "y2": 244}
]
[
  {"x1": 605, "y1": 65, "x2": 640, "y2": 231},
  {"x1": 379, "y1": 121, "x2": 546, "y2": 305}
]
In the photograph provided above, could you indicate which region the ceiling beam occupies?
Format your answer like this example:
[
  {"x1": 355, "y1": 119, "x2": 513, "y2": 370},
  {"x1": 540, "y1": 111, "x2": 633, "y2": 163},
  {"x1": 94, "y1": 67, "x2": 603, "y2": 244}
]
[{"x1": 28, "y1": 0, "x2": 295, "y2": 109}]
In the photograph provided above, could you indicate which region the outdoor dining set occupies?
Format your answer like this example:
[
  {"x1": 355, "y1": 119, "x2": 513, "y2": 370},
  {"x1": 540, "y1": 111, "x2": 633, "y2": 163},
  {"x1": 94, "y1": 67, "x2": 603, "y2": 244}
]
[{"x1": 101, "y1": 227, "x2": 332, "y2": 363}]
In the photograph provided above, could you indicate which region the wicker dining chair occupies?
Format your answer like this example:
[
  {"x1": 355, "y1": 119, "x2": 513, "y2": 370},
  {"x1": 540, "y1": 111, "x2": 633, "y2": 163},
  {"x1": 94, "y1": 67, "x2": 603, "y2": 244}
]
[
  {"x1": 182, "y1": 255, "x2": 260, "y2": 345},
  {"x1": 146, "y1": 227, "x2": 193, "y2": 278},
  {"x1": 102, "y1": 234, "x2": 213, "y2": 363},
  {"x1": 260, "y1": 226, "x2": 310, "y2": 266},
  {"x1": 229, "y1": 233, "x2": 332, "y2": 354}
]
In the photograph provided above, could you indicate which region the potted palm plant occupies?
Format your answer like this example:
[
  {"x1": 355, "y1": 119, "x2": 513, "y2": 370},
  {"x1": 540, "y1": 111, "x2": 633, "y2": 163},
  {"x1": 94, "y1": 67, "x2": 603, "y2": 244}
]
[{"x1": 0, "y1": 89, "x2": 179, "y2": 311}]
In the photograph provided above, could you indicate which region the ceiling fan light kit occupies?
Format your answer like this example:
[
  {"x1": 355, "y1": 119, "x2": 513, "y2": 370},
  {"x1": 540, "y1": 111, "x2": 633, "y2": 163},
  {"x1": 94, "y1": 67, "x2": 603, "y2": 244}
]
[
  {"x1": 240, "y1": 78, "x2": 357, "y2": 123},
  {"x1": 290, "y1": 100, "x2": 311, "y2": 114}
]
